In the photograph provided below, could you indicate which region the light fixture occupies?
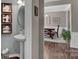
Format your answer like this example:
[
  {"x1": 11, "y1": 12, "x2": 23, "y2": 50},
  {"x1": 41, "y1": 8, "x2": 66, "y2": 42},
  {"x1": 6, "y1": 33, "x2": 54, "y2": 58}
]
[
  {"x1": 45, "y1": 14, "x2": 48, "y2": 17},
  {"x1": 17, "y1": 0, "x2": 23, "y2": 5}
]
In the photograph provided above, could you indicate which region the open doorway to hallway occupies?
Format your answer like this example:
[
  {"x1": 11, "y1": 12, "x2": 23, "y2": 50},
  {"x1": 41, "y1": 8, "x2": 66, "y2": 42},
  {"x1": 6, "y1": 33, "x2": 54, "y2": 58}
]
[{"x1": 43, "y1": 0, "x2": 78, "y2": 59}]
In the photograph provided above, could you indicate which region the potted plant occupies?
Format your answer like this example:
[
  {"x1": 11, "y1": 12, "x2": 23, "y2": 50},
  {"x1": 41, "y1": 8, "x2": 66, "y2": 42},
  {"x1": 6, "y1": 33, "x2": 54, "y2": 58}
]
[{"x1": 61, "y1": 29, "x2": 71, "y2": 59}]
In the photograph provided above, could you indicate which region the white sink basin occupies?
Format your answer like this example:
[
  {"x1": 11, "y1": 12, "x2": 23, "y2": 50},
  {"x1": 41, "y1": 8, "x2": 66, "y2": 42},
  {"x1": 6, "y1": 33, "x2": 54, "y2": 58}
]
[{"x1": 14, "y1": 34, "x2": 25, "y2": 41}]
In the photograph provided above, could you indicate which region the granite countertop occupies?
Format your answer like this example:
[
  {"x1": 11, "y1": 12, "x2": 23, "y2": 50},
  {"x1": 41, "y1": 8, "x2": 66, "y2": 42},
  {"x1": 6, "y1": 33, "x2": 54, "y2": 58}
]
[{"x1": 44, "y1": 38, "x2": 66, "y2": 44}]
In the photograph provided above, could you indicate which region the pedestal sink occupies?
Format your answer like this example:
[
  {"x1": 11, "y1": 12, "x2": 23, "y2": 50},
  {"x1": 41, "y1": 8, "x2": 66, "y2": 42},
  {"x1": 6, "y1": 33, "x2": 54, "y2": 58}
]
[{"x1": 14, "y1": 34, "x2": 25, "y2": 59}]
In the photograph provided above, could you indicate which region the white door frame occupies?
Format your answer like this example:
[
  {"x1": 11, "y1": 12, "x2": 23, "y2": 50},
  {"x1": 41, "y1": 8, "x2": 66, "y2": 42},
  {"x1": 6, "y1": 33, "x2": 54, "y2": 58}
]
[
  {"x1": 44, "y1": 4, "x2": 72, "y2": 31},
  {"x1": 24, "y1": 0, "x2": 44, "y2": 59}
]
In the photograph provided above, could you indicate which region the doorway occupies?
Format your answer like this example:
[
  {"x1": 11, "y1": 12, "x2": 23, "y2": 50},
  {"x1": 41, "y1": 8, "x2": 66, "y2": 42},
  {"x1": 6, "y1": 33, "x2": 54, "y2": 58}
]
[{"x1": 43, "y1": 1, "x2": 77, "y2": 59}]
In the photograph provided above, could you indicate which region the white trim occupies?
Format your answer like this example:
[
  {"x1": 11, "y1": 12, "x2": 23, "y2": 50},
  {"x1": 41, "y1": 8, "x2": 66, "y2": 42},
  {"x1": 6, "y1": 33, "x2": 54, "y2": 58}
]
[
  {"x1": 44, "y1": 0, "x2": 60, "y2": 3},
  {"x1": 44, "y1": 4, "x2": 71, "y2": 13},
  {"x1": 24, "y1": 0, "x2": 32, "y2": 59},
  {"x1": 66, "y1": 10, "x2": 68, "y2": 30},
  {"x1": 69, "y1": 5, "x2": 72, "y2": 32}
]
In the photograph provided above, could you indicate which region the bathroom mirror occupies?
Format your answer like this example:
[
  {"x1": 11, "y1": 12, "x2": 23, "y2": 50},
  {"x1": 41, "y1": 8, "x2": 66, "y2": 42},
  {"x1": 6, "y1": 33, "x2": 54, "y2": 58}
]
[{"x1": 17, "y1": 6, "x2": 25, "y2": 31}]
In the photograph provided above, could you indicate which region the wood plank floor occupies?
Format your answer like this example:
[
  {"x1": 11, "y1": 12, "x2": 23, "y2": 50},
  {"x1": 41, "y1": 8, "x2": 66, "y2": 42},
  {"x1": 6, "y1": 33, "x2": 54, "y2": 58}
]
[{"x1": 44, "y1": 42, "x2": 78, "y2": 59}]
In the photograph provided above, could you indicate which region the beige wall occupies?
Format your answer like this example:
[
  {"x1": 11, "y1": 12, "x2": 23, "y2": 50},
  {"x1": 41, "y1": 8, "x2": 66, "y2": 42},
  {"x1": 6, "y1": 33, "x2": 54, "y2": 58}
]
[
  {"x1": 70, "y1": 0, "x2": 78, "y2": 32},
  {"x1": 32, "y1": 0, "x2": 39, "y2": 59}
]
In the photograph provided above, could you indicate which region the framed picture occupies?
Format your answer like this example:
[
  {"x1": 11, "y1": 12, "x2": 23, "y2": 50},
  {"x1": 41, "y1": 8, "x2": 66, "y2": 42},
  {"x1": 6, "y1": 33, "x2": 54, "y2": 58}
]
[
  {"x1": 2, "y1": 24, "x2": 12, "y2": 34},
  {"x1": 34, "y1": 6, "x2": 38, "y2": 16},
  {"x1": 1, "y1": 3, "x2": 12, "y2": 13},
  {"x1": 1, "y1": 14, "x2": 12, "y2": 23}
]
